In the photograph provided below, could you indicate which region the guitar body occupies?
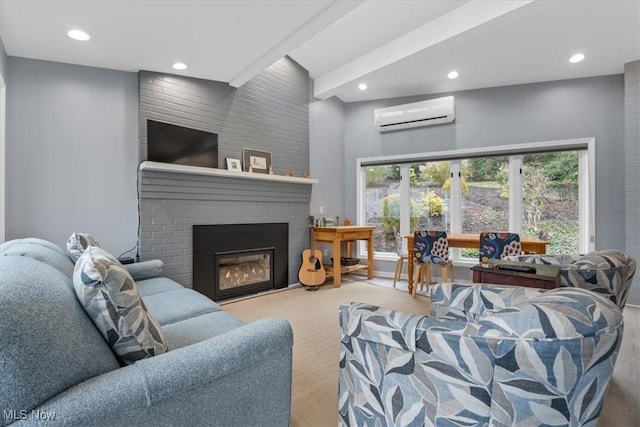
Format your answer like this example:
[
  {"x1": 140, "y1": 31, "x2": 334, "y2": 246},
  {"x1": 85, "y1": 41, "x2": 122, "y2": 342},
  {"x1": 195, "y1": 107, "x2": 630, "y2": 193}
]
[
  {"x1": 298, "y1": 216, "x2": 327, "y2": 289},
  {"x1": 298, "y1": 248, "x2": 327, "y2": 287}
]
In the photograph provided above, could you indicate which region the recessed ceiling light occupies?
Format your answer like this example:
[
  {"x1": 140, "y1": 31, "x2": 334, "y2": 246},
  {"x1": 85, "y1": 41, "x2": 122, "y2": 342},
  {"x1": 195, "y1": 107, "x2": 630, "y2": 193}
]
[
  {"x1": 67, "y1": 29, "x2": 90, "y2": 41},
  {"x1": 569, "y1": 53, "x2": 585, "y2": 63},
  {"x1": 448, "y1": 71, "x2": 459, "y2": 79},
  {"x1": 173, "y1": 62, "x2": 188, "y2": 70},
  {"x1": 358, "y1": 83, "x2": 367, "y2": 91}
]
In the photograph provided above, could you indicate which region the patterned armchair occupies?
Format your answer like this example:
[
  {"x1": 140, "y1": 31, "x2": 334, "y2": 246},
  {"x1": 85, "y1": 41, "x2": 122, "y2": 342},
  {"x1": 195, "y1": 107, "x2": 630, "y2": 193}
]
[
  {"x1": 504, "y1": 249, "x2": 636, "y2": 309},
  {"x1": 338, "y1": 283, "x2": 623, "y2": 426},
  {"x1": 479, "y1": 231, "x2": 522, "y2": 262}
]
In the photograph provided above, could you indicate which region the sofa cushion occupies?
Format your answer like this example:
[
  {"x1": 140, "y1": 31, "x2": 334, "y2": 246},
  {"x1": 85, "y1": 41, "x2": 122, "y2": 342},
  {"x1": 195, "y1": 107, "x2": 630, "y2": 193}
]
[
  {"x1": 1, "y1": 241, "x2": 75, "y2": 278},
  {"x1": 142, "y1": 288, "x2": 222, "y2": 325},
  {"x1": 137, "y1": 276, "x2": 186, "y2": 297},
  {"x1": 67, "y1": 232, "x2": 101, "y2": 262},
  {"x1": 74, "y1": 246, "x2": 168, "y2": 365},
  {"x1": 1, "y1": 256, "x2": 120, "y2": 415},
  {"x1": 161, "y1": 311, "x2": 246, "y2": 350}
]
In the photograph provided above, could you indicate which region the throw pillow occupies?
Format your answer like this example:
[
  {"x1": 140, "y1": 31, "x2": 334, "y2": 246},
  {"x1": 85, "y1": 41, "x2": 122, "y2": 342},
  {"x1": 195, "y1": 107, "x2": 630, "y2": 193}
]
[
  {"x1": 67, "y1": 232, "x2": 101, "y2": 262},
  {"x1": 73, "y1": 246, "x2": 168, "y2": 365}
]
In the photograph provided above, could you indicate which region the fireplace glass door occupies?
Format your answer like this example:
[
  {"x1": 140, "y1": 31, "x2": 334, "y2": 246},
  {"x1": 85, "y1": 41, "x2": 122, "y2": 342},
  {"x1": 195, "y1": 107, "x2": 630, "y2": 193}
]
[{"x1": 214, "y1": 248, "x2": 274, "y2": 299}]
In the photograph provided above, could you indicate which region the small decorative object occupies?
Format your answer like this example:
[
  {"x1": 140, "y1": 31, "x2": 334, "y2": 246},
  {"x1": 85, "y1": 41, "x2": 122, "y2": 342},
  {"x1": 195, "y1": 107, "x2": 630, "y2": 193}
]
[
  {"x1": 323, "y1": 215, "x2": 335, "y2": 226},
  {"x1": 243, "y1": 148, "x2": 272, "y2": 174},
  {"x1": 336, "y1": 216, "x2": 340, "y2": 226},
  {"x1": 226, "y1": 158, "x2": 242, "y2": 172},
  {"x1": 284, "y1": 168, "x2": 294, "y2": 177},
  {"x1": 269, "y1": 165, "x2": 274, "y2": 175},
  {"x1": 304, "y1": 172, "x2": 311, "y2": 178},
  {"x1": 331, "y1": 257, "x2": 360, "y2": 266},
  {"x1": 343, "y1": 218, "x2": 351, "y2": 226}
]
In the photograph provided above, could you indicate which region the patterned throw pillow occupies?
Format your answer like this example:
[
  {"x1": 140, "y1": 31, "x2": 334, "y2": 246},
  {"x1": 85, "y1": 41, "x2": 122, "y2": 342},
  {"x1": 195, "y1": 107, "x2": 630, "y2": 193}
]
[
  {"x1": 73, "y1": 246, "x2": 168, "y2": 365},
  {"x1": 67, "y1": 232, "x2": 101, "y2": 262}
]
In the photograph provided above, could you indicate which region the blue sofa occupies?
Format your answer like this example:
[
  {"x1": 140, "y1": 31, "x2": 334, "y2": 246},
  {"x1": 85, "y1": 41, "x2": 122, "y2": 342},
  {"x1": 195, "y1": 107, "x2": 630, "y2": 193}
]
[
  {"x1": 339, "y1": 282, "x2": 623, "y2": 426},
  {"x1": 1, "y1": 238, "x2": 293, "y2": 426}
]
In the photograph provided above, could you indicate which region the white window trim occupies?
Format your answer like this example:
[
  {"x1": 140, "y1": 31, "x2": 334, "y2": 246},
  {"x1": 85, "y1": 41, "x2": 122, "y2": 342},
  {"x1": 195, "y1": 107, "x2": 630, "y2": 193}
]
[
  {"x1": 509, "y1": 156, "x2": 523, "y2": 233},
  {"x1": 356, "y1": 137, "x2": 596, "y2": 259}
]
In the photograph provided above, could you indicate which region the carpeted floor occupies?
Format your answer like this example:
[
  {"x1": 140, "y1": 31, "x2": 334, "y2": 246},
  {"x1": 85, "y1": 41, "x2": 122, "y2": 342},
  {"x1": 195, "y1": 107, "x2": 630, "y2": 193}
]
[
  {"x1": 222, "y1": 277, "x2": 640, "y2": 427},
  {"x1": 223, "y1": 278, "x2": 430, "y2": 427}
]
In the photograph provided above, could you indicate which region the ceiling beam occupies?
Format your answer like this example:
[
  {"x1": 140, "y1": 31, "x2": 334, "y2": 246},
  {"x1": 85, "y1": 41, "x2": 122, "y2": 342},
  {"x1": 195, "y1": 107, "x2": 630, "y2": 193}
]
[
  {"x1": 229, "y1": 0, "x2": 364, "y2": 88},
  {"x1": 313, "y1": 0, "x2": 534, "y2": 100}
]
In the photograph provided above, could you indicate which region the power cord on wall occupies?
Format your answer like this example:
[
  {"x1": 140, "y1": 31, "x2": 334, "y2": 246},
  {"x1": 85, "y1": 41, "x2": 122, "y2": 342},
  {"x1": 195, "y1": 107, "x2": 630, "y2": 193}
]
[{"x1": 119, "y1": 159, "x2": 144, "y2": 264}]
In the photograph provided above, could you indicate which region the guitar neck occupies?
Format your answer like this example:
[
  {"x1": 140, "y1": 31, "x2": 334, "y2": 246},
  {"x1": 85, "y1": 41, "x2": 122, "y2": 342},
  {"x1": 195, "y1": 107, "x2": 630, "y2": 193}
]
[
  {"x1": 309, "y1": 225, "x2": 316, "y2": 253},
  {"x1": 307, "y1": 215, "x2": 317, "y2": 254}
]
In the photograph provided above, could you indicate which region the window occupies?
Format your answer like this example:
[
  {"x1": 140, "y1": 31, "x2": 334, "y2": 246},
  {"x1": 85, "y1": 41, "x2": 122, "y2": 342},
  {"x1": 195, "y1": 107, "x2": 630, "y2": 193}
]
[
  {"x1": 521, "y1": 152, "x2": 580, "y2": 254},
  {"x1": 363, "y1": 164, "x2": 402, "y2": 254},
  {"x1": 357, "y1": 139, "x2": 594, "y2": 261}
]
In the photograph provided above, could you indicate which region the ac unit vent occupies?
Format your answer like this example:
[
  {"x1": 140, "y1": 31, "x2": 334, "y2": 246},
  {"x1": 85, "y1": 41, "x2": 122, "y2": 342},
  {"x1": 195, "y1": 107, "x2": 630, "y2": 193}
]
[{"x1": 374, "y1": 96, "x2": 455, "y2": 132}]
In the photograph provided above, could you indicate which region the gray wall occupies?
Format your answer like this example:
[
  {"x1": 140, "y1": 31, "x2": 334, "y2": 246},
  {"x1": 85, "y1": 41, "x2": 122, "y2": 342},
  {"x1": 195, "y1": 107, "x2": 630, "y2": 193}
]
[
  {"x1": 624, "y1": 61, "x2": 640, "y2": 307},
  {"x1": 309, "y1": 96, "x2": 346, "y2": 223},
  {"x1": 6, "y1": 57, "x2": 139, "y2": 254},
  {"x1": 138, "y1": 57, "x2": 312, "y2": 287},
  {"x1": 340, "y1": 75, "x2": 626, "y2": 276}
]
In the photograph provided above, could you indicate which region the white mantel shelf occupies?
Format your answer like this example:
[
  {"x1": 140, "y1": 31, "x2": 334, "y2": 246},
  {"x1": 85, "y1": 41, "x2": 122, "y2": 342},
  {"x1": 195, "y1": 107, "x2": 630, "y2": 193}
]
[{"x1": 139, "y1": 161, "x2": 319, "y2": 185}]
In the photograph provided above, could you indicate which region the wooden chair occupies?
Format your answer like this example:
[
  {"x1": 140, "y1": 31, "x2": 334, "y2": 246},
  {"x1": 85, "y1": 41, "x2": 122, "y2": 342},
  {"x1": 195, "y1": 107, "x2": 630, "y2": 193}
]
[
  {"x1": 412, "y1": 230, "x2": 454, "y2": 297},
  {"x1": 392, "y1": 227, "x2": 409, "y2": 288}
]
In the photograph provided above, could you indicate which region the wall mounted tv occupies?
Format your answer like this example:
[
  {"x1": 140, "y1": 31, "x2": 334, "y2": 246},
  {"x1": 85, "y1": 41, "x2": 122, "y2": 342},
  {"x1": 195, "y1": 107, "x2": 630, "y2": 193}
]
[{"x1": 147, "y1": 119, "x2": 219, "y2": 169}]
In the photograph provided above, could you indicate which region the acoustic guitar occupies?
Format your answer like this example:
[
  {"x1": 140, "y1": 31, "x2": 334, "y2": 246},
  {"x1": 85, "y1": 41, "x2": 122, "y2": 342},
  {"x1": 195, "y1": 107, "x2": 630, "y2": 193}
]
[{"x1": 298, "y1": 216, "x2": 326, "y2": 290}]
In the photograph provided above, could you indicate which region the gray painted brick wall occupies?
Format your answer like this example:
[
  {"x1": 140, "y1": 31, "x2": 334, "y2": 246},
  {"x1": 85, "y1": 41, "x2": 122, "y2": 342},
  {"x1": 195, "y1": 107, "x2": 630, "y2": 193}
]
[
  {"x1": 138, "y1": 57, "x2": 312, "y2": 288},
  {"x1": 625, "y1": 61, "x2": 639, "y2": 306}
]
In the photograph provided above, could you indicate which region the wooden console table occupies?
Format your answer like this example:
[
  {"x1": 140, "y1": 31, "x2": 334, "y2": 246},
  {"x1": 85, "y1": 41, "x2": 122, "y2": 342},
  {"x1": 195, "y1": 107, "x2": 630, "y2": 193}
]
[
  {"x1": 471, "y1": 260, "x2": 560, "y2": 290},
  {"x1": 313, "y1": 226, "x2": 375, "y2": 287},
  {"x1": 406, "y1": 233, "x2": 549, "y2": 294}
]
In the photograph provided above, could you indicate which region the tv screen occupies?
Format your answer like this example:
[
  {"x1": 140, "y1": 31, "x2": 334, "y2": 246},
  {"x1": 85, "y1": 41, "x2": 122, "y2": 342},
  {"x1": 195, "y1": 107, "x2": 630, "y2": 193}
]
[{"x1": 147, "y1": 119, "x2": 219, "y2": 169}]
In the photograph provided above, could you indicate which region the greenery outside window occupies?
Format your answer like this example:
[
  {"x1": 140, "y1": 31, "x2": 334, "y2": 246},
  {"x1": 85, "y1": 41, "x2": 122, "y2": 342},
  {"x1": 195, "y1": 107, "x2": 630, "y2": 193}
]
[{"x1": 357, "y1": 138, "x2": 595, "y2": 262}]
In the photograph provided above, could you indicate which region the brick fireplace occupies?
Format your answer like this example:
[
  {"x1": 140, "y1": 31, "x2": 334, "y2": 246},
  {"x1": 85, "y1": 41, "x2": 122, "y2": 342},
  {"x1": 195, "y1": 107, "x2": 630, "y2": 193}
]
[
  {"x1": 136, "y1": 59, "x2": 312, "y2": 290},
  {"x1": 138, "y1": 166, "x2": 312, "y2": 289}
]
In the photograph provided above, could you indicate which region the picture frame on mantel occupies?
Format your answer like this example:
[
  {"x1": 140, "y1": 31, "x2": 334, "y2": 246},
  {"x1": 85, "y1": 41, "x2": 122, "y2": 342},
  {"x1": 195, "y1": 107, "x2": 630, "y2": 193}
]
[
  {"x1": 226, "y1": 157, "x2": 242, "y2": 172},
  {"x1": 243, "y1": 148, "x2": 272, "y2": 174}
]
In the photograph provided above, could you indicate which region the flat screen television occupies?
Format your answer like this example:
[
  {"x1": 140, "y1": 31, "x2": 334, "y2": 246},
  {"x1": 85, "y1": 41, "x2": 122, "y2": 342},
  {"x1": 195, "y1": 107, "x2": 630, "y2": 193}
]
[{"x1": 147, "y1": 119, "x2": 219, "y2": 169}]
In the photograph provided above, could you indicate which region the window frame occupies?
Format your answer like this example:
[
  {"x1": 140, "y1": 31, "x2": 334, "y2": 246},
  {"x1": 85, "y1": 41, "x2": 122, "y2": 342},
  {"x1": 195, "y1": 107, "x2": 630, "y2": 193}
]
[{"x1": 356, "y1": 137, "x2": 596, "y2": 261}]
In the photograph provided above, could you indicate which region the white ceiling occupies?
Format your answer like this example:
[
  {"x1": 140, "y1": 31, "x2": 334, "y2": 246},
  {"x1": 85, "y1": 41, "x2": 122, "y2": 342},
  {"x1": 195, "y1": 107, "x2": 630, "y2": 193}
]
[{"x1": 1, "y1": 0, "x2": 638, "y2": 103}]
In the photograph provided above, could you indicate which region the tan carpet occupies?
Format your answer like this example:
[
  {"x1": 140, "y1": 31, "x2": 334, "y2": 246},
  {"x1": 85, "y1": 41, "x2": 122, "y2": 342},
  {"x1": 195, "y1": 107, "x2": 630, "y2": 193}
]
[
  {"x1": 223, "y1": 278, "x2": 430, "y2": 427},
  {"x1": 222, "y1": 279, "x2": 640, "y2": 427}
]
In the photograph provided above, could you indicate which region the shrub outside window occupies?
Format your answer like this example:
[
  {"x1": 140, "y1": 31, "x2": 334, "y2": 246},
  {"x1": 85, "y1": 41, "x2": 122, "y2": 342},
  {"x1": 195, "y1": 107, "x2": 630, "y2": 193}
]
[{"x1": 357, "y1": 139, "x2": 593, "y2": 261}]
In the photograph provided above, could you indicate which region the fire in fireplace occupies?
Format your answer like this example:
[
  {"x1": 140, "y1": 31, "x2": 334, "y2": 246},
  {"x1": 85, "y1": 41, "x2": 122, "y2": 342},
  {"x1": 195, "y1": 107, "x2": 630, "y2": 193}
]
[
  {"x1": 217, "y1": 249, "x2": 273, "y2": 290},
  {"x1": 193, "y1": 223, "x2": 288, "y2": 301}
]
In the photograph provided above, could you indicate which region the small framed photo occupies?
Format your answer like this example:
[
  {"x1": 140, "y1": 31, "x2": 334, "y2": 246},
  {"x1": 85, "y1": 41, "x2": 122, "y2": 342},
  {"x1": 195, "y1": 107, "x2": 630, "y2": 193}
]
[
  {"x1": 243, "y1": 148, "x2": 272, "y2": 174},
  {"x1": 226, "y1": 158, "x2": 242, "y2": 172}
]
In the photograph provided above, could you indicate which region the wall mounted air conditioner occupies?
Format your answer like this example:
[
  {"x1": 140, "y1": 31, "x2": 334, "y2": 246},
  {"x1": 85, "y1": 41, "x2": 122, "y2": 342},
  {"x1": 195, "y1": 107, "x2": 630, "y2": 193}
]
[{"x1": 374, "y1": 96, "x2": 455, "y2": 132}]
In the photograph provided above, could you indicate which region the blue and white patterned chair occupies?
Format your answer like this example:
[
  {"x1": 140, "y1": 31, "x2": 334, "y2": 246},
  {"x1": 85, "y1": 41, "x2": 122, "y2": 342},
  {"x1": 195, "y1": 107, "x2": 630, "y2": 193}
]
[
  {"x1": 504, "y1": 249, "x2": 636, "y2": 310},
  {"x1": 338, "y1": 283, "x2": 623, "y2": 426},
  {"x1": 479, "y1": 231, "x2": 522, "y2": 262},
  {"x1": 413, "y1": 230, "x2": 454, "y2": 295}
]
